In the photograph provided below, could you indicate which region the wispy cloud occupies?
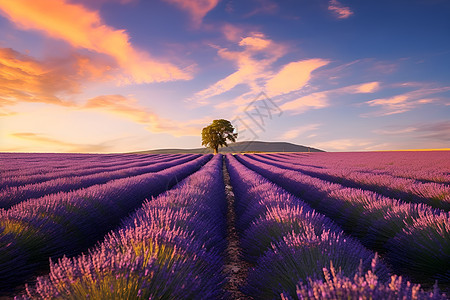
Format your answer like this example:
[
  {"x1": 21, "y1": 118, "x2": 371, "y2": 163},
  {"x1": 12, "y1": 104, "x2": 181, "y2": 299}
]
[
  {"x1": 364, "y1": 84, "x2": 450, "y2": 116},
  {"x1": 244, "y1": 0, "x2": 279, "y2": 18},
  {"x1": 190, "y1": 32, "x2": 287, "y2": 105},
  {"x1": 0, "y1": 0, "x2": 191, "y2": 84},
  {"x1": 84, "y1": 94, "x2": 210, "y2": 136},
  {"x1": 338, "y1": 81, "x2": 380, "y2": 93},
  {"x1": 312, "y1": 138, "x2": 376, "y2": 151},
  {"x1": 163, "y1": 0, "x2": 220, "y2": 27},
  {"x1": 416, "y1": 120, "x2": 450, "y2": 141},
  {"x1": 10, "y1": 132, "x2": 116, "y2": 152},
  {"x1": 328, "y1": 0, "x2": 353, "y2": 19},
  {"x1": 373, "y1": 127, "x2": 417, "y2": 135},
  {"x1": 281, "y1": 81, "x2": 380, "y2": 114},
  {"x1": 221, "y1": 23, "x2": 244, "y2": 42},
  {"x1": 280, "y1": 93, "x2": 329, "y2": 114},
  {"x1": 280, "y1": 123, "x2": 321, "y2": 140},
  {"x1": 373, "y1": 121, "x2": 450, "y2": 144}
]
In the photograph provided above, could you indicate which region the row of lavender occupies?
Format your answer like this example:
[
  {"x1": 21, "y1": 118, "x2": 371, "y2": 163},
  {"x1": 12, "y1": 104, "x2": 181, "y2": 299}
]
[
  {"x1": 0, "y1": 152, "x2": 152, "y2": 175},
  {"x1": 0, "y1": 153, "x2": 186, "y2": 189},
  {"x1": 0, "y1": 154, "x2": 200, "y2": 209},
  {"x1": 236, "y1": 154, "x2": 450, "y2": 287},
  {"x1": 253, "y1": 153, "x2": 450, "y2": 210},
  {"x1": 16, "y1": 154, "x2": 227, "y2": 299},
  {"x1": 268, "y1": 151, "x2": 450, "y2": 185},
  {"x1": 226, "y1": 154, "x2": 445, "y2": 299},
  {"x1": 0, "y1": 154, "x2": 211, "y2": 294}
]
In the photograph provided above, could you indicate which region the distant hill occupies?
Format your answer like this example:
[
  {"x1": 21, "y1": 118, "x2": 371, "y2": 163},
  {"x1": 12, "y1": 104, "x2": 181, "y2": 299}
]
[{"x1": 132, "y1": 141, "x2": 324, "y2": 154}]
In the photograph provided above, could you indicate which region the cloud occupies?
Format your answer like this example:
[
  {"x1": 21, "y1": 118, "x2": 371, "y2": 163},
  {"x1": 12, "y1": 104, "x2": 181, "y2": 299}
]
[
  {"x1": 280, "y1": 123, "x2": 321, "y2": 140},
  {"x1": 84, "y1": 94, "x2": 209, "y2": 136},
  {"x1": 312, "y1": 138, "x2": 375, "y2": 151},
  {"x1": 10, "y1": 132, "x2": 115, "y2": 152},
  {"x1": 280, "y1": 81, "x2": 380, "y2": 114},
  {"x1": 244, "y1": 0, "x2": 279, "y2": 18},
  {"x1": 373, "y1": 121, "x2": 450, "y2": 145},
  {"x1": 332, "y1": 81, "x2": 380, "y2": 94},
  {"x1": 364, "y1": 85, "x2": 450, "y2": 116},
  {"x1": 0, "y1": 0, "x2": 191, "y2": 84},
  {"x1": 416, "y1": 121, "x2": 450, "y2": 141},
  {"x1": 280, "y1": 93, "x2": 329, "y2": 114},
  {"x1": 190, "y1": 32, "x2": 287, "y2": 105},
  {"x1": 0, "y1": 47, "x2": 118, "y2": 110},
  {"x1": 373, "y1": 127, "x2": 417, "y2": 135},
  {"x1": 162, "y1": 0, "x2": 220, "y2": 27},
  {"x1": 222, "y1": 23, "x2": 244, "y2": 42},
  {"x1": 328, "y1": 0, "x2": 353, "y2": 19},
  {"x1": 0, "y1": 48, "x2": 79, "y2": 107},
  {"x1": 265, "y1": 59, "x2": 330, "y2": 97}
]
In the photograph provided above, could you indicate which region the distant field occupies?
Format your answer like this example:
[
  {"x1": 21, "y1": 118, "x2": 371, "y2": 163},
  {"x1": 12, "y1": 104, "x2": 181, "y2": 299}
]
[{"x1": 1, "y1": 151, "x2": 449, "y2": 298}]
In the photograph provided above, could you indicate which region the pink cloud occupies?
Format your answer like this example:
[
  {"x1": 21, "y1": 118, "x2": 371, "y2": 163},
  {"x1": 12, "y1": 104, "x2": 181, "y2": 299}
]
[
  {"x1": 244, "y1": 0, "x2": 279, "y2": 18},
  {"x1": 328, "y1": 0, "x2": 353, "y2": 19},
  {"x1": 163, "y1": 0, "x2": 220, "y2": 27}
]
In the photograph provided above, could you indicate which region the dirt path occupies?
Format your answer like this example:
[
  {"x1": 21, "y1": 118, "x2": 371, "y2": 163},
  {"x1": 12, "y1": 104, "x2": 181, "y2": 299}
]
[{"x1": 222, "y1": 158, "x2": 253, "y2": 299}]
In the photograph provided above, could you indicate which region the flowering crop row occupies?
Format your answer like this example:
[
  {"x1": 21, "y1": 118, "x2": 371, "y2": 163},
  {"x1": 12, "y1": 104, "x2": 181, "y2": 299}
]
[
  {"x1": 0, "y1": 153, "x2": 147, "y2": 175},
  {"x1": 236, "y1": 154, "x2": 450, "y2": 287},
  {"x1": 0, "y1": 154, "x2": 200, "y2": 209},
  {"x1": 226, "y1": 154, "x2": 446, "y2": 299},
  {"x1": 0, "y1": 154, "x2": 211, "y2": 294},
  {"x1": 0, "y1": 153, "x2": 186, "y2": 189},
  {"x1": 17, "y1": 154, "x2": 227, "y2": 299},
  {"x1": 251, "y1": 153, "x2": 450, "y2": 210},
  {"x1": 266, "y1": 152, "x2": 450, "y2": 185}
]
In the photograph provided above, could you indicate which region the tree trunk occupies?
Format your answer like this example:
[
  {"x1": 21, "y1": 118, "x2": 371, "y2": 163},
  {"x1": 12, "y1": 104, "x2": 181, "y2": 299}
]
[{"x1": 213, "y1": 147, "x2": 218, "y2": 155}]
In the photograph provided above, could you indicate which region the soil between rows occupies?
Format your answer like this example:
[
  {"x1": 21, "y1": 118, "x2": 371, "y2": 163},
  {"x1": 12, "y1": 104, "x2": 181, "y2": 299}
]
[{"x1": 222, "y1": 158, "x2": 254, "y2": 300}]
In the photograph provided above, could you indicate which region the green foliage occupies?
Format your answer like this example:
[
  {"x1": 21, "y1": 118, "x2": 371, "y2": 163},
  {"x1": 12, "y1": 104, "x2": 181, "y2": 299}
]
[{"x1": 201, "y1": 119, "x2": 237, "y2": 154}]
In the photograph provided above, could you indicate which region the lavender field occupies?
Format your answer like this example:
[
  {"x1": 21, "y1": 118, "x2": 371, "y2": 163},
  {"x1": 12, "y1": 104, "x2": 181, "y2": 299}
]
[{"x1": 0, "y1": 151, "x2": 449, "y2": 299}]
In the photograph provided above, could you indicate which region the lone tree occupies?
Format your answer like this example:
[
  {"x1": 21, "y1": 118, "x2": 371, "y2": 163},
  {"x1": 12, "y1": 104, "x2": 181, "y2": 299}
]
[{"x1": 202, "y1": 119, "x2": 237, "y2": 154}]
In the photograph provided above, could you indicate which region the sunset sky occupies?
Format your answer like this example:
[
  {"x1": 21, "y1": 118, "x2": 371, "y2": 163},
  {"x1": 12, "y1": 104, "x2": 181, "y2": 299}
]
[{"x1": 0, "y1": 0, "x2": 449, "y2": 152}]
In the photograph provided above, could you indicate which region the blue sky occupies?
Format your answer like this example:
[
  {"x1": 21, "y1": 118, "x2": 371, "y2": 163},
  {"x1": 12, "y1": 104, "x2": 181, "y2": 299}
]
[{"x1": 0, "y1": 0, "x2": 449, "y2": 152}]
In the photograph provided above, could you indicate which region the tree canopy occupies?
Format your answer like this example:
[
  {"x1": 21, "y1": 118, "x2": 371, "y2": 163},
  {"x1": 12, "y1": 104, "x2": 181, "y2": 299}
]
[{"x1": 201, "y1": 119, "x2": 237, "y2": 154}]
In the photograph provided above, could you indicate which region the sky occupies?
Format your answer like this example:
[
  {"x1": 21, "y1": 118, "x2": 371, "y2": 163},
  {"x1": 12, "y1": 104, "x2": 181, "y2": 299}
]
[{"x1": 0, "y1": 0, "x2": 449, "y2": 153}]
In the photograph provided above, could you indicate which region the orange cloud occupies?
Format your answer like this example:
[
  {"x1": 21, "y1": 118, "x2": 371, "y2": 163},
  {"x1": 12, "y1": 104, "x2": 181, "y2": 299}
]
[
  {"x1": 0, "y1": 0, "x2": 191, "y2": 83},
  {"x1": 10, "y1": 132, "x2": 114, "y2": 152},
  {"x1": 0, "y1": 47, "x2": 116, "y2": 109},
  {"x1": 84, "y1": 94, "x2": 209, "y2": 136},
  {"x1": 239, "y1": 33, "x2": 271, "y2": 50},
  {"x1": 335, "y1": 81, "x2": 380, "y2": 94},
  {"x1": 265, "y1": 59, "x2": 330, "y2": 97},
  {"x1": 163, "y1": 0, "x2": 220, "y2": 27},
  {"x1": 0, "y1": 48, "x2": 76, "y2": 107},
  {"x1": 280, "y1": 93, "x2": 329, "y2": 114},
  {"x1": 328, "y1": 0, "x2": 353, "y2": 19}
]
